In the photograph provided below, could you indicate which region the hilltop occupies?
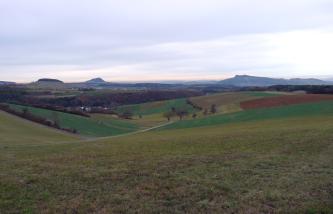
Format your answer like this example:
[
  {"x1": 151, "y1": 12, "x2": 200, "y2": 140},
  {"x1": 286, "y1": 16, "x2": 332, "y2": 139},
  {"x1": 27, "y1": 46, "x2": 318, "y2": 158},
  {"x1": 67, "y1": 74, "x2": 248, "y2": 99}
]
[
  {"x1": 37, "y1": 78, "x2": 64, "y2": 83},
  {"x1": 86, "y1": 77, "x2": 107, "y2": 84}
]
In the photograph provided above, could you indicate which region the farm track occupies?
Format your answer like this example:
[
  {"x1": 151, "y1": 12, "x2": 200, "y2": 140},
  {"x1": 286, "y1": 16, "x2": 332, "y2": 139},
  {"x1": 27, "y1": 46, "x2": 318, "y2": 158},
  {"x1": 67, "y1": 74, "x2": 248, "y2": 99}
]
[
  {"x1": 80, "y1": 121, "x2": 175, "y2": 143},
  {"x1": 1, "y1": 121, "x2": 175, "y2": 147}
]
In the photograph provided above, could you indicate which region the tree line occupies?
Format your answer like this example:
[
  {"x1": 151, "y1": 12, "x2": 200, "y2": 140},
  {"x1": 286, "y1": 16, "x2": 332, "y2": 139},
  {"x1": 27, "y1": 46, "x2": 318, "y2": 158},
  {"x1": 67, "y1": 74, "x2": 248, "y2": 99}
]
[{"x1": 0, "y1": 104, "x2": 77, "y2": 134}]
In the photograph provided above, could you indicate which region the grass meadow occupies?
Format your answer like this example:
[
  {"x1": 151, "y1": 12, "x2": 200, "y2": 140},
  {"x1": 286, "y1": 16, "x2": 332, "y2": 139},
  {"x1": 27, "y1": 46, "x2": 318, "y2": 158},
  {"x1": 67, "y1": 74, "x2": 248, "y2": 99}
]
[
  {"x1": 115, "y1": 98, "x2": 197, "y2": 116},
  {"x1": 160, "y1": 101, "x2": 333, "y2": 130},
  {"x1": 1, "y1": 114, "x2": 333, "y2": 213},
  {"x1": 0, "y1": 111, "x2": 79, "y2": 146},
  {"x1": 8, "y1": 104, "x2": 138, "y2": 137}
]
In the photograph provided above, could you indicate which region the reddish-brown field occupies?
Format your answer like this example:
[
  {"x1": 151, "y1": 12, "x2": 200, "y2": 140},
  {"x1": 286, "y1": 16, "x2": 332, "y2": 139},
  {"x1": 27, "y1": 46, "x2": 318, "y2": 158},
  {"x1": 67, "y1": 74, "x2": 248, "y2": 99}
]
[{"x1": 240, "y1": 94, "x2": 333, "y2": 110}]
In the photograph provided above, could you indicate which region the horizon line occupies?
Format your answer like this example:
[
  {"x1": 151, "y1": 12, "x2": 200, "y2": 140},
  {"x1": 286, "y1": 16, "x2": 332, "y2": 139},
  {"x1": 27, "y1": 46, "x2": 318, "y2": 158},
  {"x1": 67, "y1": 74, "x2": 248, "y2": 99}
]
[{"x1": 2, "y1": 74, "x2": 333, "y2": 84}]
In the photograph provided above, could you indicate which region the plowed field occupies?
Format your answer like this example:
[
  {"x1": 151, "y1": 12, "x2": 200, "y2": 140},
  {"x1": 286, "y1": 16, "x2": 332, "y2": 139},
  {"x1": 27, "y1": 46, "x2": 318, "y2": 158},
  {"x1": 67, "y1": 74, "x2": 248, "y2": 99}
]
[{"x1": 240, "y1": 94, "x2": 333, "y2": 109}]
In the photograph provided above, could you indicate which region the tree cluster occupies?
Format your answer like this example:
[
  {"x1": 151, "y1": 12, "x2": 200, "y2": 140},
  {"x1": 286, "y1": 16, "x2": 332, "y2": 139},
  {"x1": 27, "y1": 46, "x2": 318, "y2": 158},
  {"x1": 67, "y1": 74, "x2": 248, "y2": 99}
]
[{"x1": 163, "y1": 107, "x2": 190, "y2": 121}]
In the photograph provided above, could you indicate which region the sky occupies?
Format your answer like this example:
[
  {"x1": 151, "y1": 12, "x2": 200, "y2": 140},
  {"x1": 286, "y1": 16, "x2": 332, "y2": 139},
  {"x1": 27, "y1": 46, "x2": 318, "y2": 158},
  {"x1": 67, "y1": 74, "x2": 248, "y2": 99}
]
[{"x1": 0, "y1": 0, "x2": 333, "y2": 82}]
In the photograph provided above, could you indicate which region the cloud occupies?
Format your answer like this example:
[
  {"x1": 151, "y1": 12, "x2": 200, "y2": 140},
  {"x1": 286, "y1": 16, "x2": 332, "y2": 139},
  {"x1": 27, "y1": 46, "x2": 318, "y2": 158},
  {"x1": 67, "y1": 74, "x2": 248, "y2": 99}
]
[{"x1": 0, "y1": 0, "x2": 332, "y2": 81}]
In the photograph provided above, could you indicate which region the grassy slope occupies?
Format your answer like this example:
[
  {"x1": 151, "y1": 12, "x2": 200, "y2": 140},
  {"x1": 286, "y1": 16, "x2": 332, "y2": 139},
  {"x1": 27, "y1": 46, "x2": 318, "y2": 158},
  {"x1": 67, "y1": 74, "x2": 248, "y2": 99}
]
[
  {"x1": 1, "y1": 115, "x2": 333, "y2": 213},
  {"x1": 0, "y1": 110, "x2": 78, "y2": 146},
  {"x1": 97, "y1": 92, "x2": 281, "y2": 127},
  {"x1": 160, "y1": 101, "x2": 333, "y2": 130},
  {"x1": 116, "y1": 98, "x2": 197, "y2": 116},
  {"x1": 244, "y1": 91, "x2": 285, "y2": 97},
  {"x1": 8, "y1": 104, "x2": 138, "y2": 137}
]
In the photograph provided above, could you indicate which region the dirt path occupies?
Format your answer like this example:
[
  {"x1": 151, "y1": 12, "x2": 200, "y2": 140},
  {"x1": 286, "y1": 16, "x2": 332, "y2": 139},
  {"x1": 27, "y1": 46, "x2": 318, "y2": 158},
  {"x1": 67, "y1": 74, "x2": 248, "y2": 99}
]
[
  {"x1": 79, "y1": 121, "x2": 174, "y2": 143},
  {"x1": 2, "y1": 121, "x2": 174, "y2": 147}
]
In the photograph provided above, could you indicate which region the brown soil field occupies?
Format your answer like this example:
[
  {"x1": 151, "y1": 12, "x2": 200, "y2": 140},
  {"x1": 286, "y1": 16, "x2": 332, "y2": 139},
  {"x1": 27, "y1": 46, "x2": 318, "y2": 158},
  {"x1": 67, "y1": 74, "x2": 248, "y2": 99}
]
[
  {"x1": 240, "y1": 94, "x2": 333, "y2": 110},
  {"x1": 189, "y1": 92, "x2": 254, "y2": 110}
]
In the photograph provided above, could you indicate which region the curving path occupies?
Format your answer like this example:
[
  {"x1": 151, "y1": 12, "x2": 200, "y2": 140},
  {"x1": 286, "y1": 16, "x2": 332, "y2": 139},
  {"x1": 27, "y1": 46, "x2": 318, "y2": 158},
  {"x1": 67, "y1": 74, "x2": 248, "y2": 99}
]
[{"x1": 2, "y1": 121, "x2": 174, "y2": 147}]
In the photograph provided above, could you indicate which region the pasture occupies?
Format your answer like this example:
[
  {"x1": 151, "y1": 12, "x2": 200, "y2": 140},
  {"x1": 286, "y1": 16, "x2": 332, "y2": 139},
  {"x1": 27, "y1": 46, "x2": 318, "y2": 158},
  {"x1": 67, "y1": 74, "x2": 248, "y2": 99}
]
[
  {"x1": 1, "y1": 115, "x2": 333, "y2": 213},
  {"x1": 160, "y1": 101, "x2": 333, "y2": 130},
  {"x1": 8, "y1": 104, "x2": 138, "y2": 137},
  {"x1": 0, "y1": 111, "x2": 79, "y2": 146},
  {"x1": 115, "y1": 98, "x2": 197, "y2": 116}
]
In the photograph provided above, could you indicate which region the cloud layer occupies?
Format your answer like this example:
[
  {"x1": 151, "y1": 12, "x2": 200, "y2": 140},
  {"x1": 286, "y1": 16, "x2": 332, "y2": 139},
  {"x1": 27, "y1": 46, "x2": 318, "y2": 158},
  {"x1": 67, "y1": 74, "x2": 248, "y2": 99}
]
[{"x1": 0, "y1": 0, "x2": 333, "y2": 82}]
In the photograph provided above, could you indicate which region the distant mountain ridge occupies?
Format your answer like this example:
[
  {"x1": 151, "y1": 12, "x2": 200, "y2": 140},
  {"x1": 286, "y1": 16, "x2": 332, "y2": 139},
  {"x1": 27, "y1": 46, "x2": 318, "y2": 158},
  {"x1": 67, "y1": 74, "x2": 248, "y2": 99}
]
[
  {"x1": 0, "y1": 81, "x2": 15, "y2": 85},
  {"x1": 16, "y1": 75, "x2": 333, "y2": 90},
  {"x1": 219, "y1": 75, "x2": 330, "y2": 87}
]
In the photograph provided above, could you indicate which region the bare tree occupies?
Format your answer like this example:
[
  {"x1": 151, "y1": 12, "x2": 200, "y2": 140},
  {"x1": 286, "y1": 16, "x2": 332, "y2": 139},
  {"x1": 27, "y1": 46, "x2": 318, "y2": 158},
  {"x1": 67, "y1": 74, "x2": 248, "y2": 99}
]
[
  {"x1": 163, "y1": 111, "x2": 174, "y2": 121},
  {"x1": 51, "y1": 111, "x2": 60, "y2": 128},
  {"x1": 176, "y1": 109, "x2": 189, "y2": 120},
  {"x1": 210, "y1": 104, "x2": 217, "y2": 114},
  {"x1": 203, "y1": 108, "x2": 208, "y2": 116}
]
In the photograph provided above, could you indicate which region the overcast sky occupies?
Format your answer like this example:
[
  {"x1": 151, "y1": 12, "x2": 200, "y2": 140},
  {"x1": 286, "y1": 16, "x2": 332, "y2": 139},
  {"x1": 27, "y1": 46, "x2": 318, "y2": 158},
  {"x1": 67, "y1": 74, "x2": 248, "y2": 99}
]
[{"x1": 1, "y1": 0, "x2": 333, "y2": 82}]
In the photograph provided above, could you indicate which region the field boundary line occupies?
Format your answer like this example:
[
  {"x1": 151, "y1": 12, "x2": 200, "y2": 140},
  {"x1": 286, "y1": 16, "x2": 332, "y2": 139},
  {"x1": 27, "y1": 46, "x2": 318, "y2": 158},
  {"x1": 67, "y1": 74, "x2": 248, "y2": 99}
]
[
  {"x1": 79, "y1": 121, "x2": 174, "y2": 143},
  {"x1": 1, "y1": 121, "x2": 174, "y2": 147}
]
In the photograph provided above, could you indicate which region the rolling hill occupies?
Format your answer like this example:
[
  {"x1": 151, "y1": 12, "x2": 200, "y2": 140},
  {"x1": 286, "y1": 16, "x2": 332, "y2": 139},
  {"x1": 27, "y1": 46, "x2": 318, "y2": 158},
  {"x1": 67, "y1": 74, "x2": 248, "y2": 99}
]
[
  {"x1": 188, "y1": 91, "x2": 284, "y2": 114},
  {"x1": 1, "y1": 91, "x2": 333, "y2": 213},
  {"x1": 0, "y1": 110, "x2": 78, "y2": 146},
  {"x1": 8, "y1": 104, "x2": 139, "y2": 137},
  {"x1": 159, "y1": 101, "x2": 333, "y2": 130},
  {"x1": 115, "y1": 98, "x2": 198, "y2": 116},
  {"x1": 1, "y1": 105, "x2": 333, "y2": 213}
]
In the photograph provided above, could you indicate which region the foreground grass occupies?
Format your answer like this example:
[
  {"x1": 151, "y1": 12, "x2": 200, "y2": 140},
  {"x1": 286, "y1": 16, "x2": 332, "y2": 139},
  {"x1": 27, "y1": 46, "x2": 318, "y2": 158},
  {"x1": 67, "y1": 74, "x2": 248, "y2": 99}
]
[{"x1": 1, "y1": 115, "x2": 333, "y2": 213}]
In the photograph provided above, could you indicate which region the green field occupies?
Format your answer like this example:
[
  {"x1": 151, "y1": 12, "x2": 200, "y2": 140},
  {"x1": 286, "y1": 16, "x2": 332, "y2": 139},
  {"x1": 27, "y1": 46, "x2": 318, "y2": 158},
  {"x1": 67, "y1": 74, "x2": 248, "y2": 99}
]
[
  {"x1": 160, "y1": 101, "x2": 333, "y2": 130},
  {"x1": 0, "y1": 111, "x2": 79, "y2": 146},
  {"x1": 8, "y1": 104, "x2": 138, "y2": 137},
  {"x1": 1, "y1": 114, "x2": 333, "y2": 213},
  {"x1": 115, "y1": 98, "x2": 197, "y2": 116}
]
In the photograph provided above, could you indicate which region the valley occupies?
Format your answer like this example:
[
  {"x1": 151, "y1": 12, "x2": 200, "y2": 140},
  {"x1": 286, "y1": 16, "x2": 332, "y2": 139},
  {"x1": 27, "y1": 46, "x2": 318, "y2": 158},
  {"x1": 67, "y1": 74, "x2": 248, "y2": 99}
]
[{"x1": 1, "y1": 84, "x2": 333, "y2": 213}]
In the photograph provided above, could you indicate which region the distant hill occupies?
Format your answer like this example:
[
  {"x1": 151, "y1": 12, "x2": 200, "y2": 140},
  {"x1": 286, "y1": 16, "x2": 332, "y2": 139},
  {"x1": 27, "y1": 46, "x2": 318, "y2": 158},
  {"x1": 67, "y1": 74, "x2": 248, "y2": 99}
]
[
  {"x1": 37, "y1": 78, "x2": 64, "y2": 83},
  {"x1": 219, "y1": 75, "x2": 330, "y2": 87},
  {"x1": 26, "y1": 78, "x2": 66, "y2": 89},
  {"x1": 288, "y1": 78, "x2": 329, "y2": 85},
  {"x1": 0, "y1": 81, "x2": 15, "y2": 85},
  {"x1": 86, "y1": 78, "x2": 107, "y2": 84},
  {"x1": 184, "y1": 80, "x2": 219, "y2": 85},
  {"x1": 325, "y1": 78, "x2": 333, "y2": 83}
]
